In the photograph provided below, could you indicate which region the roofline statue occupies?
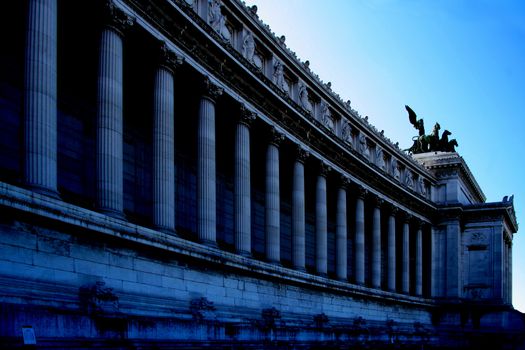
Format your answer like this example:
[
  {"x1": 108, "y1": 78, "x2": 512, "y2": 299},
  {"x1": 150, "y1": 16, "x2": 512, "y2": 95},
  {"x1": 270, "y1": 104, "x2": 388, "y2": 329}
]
[{"x1": 404, "y1": 105, "x2": 458, "y2": 154}]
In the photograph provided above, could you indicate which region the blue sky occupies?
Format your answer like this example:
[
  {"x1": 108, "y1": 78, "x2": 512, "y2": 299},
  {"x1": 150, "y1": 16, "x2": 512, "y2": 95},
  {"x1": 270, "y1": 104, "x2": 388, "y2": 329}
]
[{"x1": 246, "y1": 0, "x2": 525, "y2": 312}]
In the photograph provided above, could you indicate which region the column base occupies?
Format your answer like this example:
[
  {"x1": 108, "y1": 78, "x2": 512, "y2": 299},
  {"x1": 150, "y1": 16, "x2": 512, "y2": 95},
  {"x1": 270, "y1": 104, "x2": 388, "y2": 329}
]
[
  {"x1": 337, "y1": 276, "x2": 348, "y2": 282},
  {"x1": 293, "y1": 266, "x2": 307, "y2": 273},
  {"x1": 267, "y1": 259, "x2": 282, "y2": 267},
  {"x1": 25, "y1": 183, "x2": 60, "y2": 200},
  {"x1": 317, "y1": 272, "x2": 328, "y2": 278},
  {"x1": 237, "y1": 250, "x2": 252, "y2": 258},
  {"x1": 200, "y1": 239, "x2": 219, "y2": 249},
  {"x1": 98, "y1": 207, "x2": 127, "y2": 220},
  {"x1": 154, "y1": 226, "x2": 178, "y2": 236}
]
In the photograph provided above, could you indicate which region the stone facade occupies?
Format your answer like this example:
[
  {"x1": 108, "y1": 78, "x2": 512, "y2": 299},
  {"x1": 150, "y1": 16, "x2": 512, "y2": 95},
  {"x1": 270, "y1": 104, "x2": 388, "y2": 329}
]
[{"x1": 0, "y1": 0, "x2": 522, "y2": 348}]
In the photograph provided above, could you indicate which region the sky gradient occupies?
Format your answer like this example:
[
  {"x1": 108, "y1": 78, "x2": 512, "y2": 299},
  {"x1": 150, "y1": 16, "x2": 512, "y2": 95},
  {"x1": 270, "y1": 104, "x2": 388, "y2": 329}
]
[{"x1": 246, "y1": 0, "x2": 525, "y2": 312}]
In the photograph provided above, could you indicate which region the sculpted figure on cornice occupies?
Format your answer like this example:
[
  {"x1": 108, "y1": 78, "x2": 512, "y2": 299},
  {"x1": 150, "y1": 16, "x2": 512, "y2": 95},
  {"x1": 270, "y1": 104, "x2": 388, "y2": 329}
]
[
  {"x1": 319, "y1": 101, "x2": 333, "y2": 130},
  {"x1": 391, "y1": 158, "x2": 401, "y2": 181},
  {"x1": 208, "y1": 0, "x2": 231, "y2": 42},
  {"x1": 375, "y1": 146, "x2": 386, "y2": 171},
  {"x1": 272, "y1": 60, "x2": 289, "y2": 95},
  {"x1": 404, "y1": 170, "x2": 414, "y2": 190},
  {"x1": 358, "y1": 133, "x2": 370, "y2": 160},
  {"x1": 340, "y1": 119, "x2": 353, "y2": 147},
  {"x1": 242, "y1": 31, "x2": 263, "y2": 69},
  {"x1": 298, "y1": 81, "x2": 313, "y2": 114},
  {"x1": 417, "y1": 176, "x2": 427, "y2": 197}
]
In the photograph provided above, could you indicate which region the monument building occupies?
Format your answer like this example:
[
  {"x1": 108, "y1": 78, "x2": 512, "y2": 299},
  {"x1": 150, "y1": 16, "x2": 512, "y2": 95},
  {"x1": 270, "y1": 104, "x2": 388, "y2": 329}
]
[{"x1": 0, "y1": 0, "x2": 522, "y2": 348}]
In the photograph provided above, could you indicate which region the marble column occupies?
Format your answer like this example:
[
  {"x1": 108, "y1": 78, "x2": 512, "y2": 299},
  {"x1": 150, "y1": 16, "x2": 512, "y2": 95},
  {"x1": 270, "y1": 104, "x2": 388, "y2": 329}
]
[
  {"x1": 402, "y1": 215, "x2": 411, "y2": 294},
  {"x1": 355, "y1": 186, "x2": 367, "y2": 285},
  {"x1": 96, "y1": 4, "x2": 133, "y2": 217},
  {"x1": 415, "y1": 222, "x2": 423, "y2": 296},
  {"x1": 24, "y1": 0, "x2": 58, "y2": 197},
  {"x1": 198, "y1": 78, "x2": 223, "y2": 246},
  {"x1": 371, "y1": 197, "x2": 383, "y2": 289},
  {"x1": 153, "y1": 44, "x2": 183, "y2": 234},
  {"x1": 292, "y1": 146, "x2": 309, "y2": 271},
  {"x1": 235, "y1": 106, "x2": 256, "y2": 256},
  {"x1": 315, "y1": 162, "x2": 329, "y2": 276},
  {"x1": 387, "y1": 207, "x2": 398, "y2": 292},
  {"x1": 265, "y1": 128, "x2": 284, "y2": 264},
  {"x1": 336, "y1": 176, "x2": 349, "y2": 281}
]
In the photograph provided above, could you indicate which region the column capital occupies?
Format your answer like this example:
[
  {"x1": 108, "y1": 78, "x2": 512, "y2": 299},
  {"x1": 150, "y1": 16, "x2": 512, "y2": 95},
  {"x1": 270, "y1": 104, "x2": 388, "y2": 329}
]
[
  {"x1": 414, "y1": 218, "x2": 424, "y2": 229},
  {"x1": 268, "y1": 127, "x2": 285, "y2": 146},
  {"x1": 239, "y1": 104, "x2": 257, "y2": 126},
  {"x1": 356, "y1": 185, "x2": 368, "y2": 199},
  {"x1": 103, "y1": 0, "x2": 135, "y2": 36},
  {"x1": 295, "y1": 145, "x2": 310, "y2": 163},
  {"x1": 318, "y1": 161, "x2": 331, "y2": 177},
  {"x1": 158, "y1": 42, "x2": 184, "y2": 73},
  {"x1": 202, "y1": 77, "x2": 223, "y2": 101},
  {"x1": 402, "y1": 212, "x2": 412, "y2": 223},
  {"x1": 373, "y1": 195, "x2": 384, "y2": 208},
  {"x1": 339, "y1": 175, "x2": 351, "y2": 189},
  {"x1": 390, "y1": 205, "x2": 399, "y2": 216}
]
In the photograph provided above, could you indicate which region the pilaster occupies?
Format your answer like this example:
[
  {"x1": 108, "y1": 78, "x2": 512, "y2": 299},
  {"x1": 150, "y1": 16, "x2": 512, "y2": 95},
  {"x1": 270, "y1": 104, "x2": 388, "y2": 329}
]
[
  {"x1": 24, "y1": 0, "x2": 59, "y2": 197},
  {"x1": 96, "y1": 3, "x2": 134, "y2": 217},
  {"x1": 355, "y1": 186, "x2": 367, "y2": 285},
  {"x1": 198, "y1": 77, "x2": 223, "y2": 246},
  {"x1": 371, "y1": 196, "x2": 383, "y2": 289},
  {"x1": 315, "y1": 161, "x2": 330, "y2": 276},
  {"x1": 292, "y1": 145, "x2": 309, "y2": 271},
  {"x1": 336, "y1": 176, "x2": 350, "y2": 281},
  {"x1": 153, "y1": 43, "x2": 183, "y2": 234},
  {"x1": 235, "y1": 105, "x2": 256, "y2": 256},
  {"x1": 265, "y1": 127, "x2": 284, "y2": 264}
]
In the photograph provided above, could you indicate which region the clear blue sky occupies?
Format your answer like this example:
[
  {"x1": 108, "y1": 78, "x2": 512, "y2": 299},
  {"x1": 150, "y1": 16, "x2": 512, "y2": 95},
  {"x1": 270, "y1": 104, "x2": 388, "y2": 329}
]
[{"x1": 246, "y1": 0, "x2": 525, "y2": 312}]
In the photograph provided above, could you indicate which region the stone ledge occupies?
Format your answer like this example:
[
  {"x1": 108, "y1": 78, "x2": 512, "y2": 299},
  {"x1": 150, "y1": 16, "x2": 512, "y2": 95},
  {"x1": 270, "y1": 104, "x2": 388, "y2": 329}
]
[{"x1": 0, "y1": 181, "x2": 431, "y2": 308}]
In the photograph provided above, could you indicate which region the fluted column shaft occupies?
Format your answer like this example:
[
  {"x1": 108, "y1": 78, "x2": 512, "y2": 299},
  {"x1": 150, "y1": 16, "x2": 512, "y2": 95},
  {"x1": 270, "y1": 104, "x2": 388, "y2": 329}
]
[
  {"x1": 265, "y1": 130, "x2": 283, "y2": 263},
  {"x1": 371, "y1": 198, "x2": 382, "y2": 289},
  {"x1": 415, "y1": 223, "x2": 423, "y2": 296},
  {"x1": 153, "y1": 48, "x2": 181, "y2": 233},
  {"x1": 315, "y1": 164, "x2": 328, "y2": 276},
  {"x1": 96, "y1": 14, "x2": 131, "y2": 216},
  {"x1": 387, "y1": 209, "x2": 397, "y2": 292},
  {"x1": 235, "y1": 108, "x2": 255, "y2": 256},
  {"x1": 336, "y1": 179, "x2": 348, "y2": 281},
  {"x1": 24, "y1": 0, "x2": 58, "y2": 196},
  {"x1": 355, "y1": 188, "x2": 366, "y2": 285},
  {"x1": 402, "y1": 217, "x2": 410, "y2": 294},
  {"x1": 292, "y1": 148, "x2": 308, "y2": 271},
  {"x1": 198, "y1": 80, "x2": 222, "y2": 246}
]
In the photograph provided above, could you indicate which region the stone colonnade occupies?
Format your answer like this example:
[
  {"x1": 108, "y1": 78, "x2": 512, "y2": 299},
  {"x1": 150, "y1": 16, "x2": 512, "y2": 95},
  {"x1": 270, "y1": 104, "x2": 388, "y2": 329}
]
[{"x1": 22, "y1": 0, "x2": 428, "y2": 296}]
